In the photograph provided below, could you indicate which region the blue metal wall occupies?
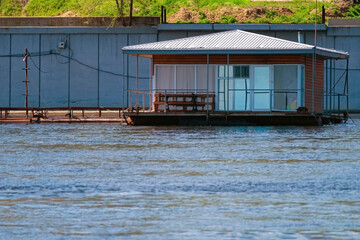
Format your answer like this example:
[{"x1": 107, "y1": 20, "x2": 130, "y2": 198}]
[{"x1": 0, "y1": 25, "x2": 359, "y2": 111}]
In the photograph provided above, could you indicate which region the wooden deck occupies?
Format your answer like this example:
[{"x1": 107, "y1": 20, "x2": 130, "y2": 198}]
[{"x1": 0, "y1": 108, "x2": 126, "y2": 124}]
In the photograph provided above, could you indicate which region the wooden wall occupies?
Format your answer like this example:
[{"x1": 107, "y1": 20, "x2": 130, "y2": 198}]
[{"x1": 153, "y1": 54, "x2": 325, "y2": 113}]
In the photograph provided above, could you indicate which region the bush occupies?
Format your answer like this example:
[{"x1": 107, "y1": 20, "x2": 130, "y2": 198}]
[{"x1": 198, "y1": 18, "x2": 211, "y2": 23}]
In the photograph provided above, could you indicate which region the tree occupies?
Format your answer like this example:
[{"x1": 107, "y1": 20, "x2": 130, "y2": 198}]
[
  {"x1": 115, "y1": 0, "x2": 125, "y2": 25},
  {"x1": 115, "y1": 0, "x2": 134, "y2": 26}
]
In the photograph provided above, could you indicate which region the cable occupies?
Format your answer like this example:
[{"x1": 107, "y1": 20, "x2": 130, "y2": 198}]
[
  {"x1": 5, "y1": 49, "x2": 149, "y2": 79},
  {"x1": 28, "y1": 55, "x2": 51, "y2": 73}
]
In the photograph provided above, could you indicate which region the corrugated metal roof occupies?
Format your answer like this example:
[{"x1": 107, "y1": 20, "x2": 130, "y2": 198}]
[{"x1": 122, "y1": 29, "x2": 349, "y2": 59}]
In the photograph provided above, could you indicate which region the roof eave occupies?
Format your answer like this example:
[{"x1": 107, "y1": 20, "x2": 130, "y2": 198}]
[
  {"x1": 123, "y1": 48, "x2": 349, "y2": 59},
  {"x1": 123, "y1": 49, "x2": 315, "y2": 55},
  {"x1": 314, "y1": 48, "x2": 349, "y2": 59}
]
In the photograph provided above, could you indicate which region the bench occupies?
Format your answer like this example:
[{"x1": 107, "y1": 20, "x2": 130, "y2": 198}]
[{"x1": 154, "y1": 93, "x2": 215, "y2": 112}]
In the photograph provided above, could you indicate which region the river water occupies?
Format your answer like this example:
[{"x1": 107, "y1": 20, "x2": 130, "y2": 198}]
[{"x1": 0, "y1": 120, "x2": 360, "y2": 239}]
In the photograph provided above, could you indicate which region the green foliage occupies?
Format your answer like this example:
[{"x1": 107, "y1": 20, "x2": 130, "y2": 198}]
[
  {"x1": 0, "y1": 0, "x2": 358, "y2": 24},
  {"x1": 220, "y1": 15, "x2": 236, "y2": 23},
  {"x1": 265, "y1": 9, "x2": 276, "y2": 18},
  {"x1": 24, "y1": 0, "x2": 77, "y2": 16},
  {"x1": 198, "y1": 18, "x2": 210, "y2": 23},
  {"x1": 0, "y1": 0, "x2": 22, "y2": 16},
  {"x1": 346, "y1": 4, "x2": 360, "y2": 18}
]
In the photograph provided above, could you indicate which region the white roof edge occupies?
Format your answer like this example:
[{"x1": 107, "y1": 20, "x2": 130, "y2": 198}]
[{"x1": 122, "y1": 30, "x2": 349, "y2": 59}]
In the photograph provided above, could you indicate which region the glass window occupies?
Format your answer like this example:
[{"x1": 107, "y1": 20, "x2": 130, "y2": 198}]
[{"x1": 233, "y1": 66, "x2": 249, "y2": 78}]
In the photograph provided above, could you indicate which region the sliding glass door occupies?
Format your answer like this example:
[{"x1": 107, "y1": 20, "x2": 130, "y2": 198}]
[{"x1": 253, "y1": 66, "x2": 271, "y2": 110}]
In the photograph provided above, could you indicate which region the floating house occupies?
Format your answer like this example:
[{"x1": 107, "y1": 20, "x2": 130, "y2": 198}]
[{"x1": 122, "y1": 30, "x2": 349, "y2": 126}]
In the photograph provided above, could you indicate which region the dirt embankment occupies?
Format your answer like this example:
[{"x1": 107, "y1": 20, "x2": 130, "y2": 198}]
[
  {"x1": 168, "y1": 6, "x2": 293, "y2": 23},
  {"x1": 167, "y1": 4, "x2": 350, "y2": 23}
]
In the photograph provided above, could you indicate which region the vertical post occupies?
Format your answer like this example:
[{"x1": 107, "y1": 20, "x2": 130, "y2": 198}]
[
  {"x1": 322, "y1": 5, "x2": 325, "y2": 24},
  {"x1": 227, "y1": 54, "x2": 230, "y2": 113},
  {"x1": 149, "y1": 58, "x2": 153, "y2": 111},
  {"x1": 313, "y1": 0, "x2": 317, "y2": 113},
  {"x1": 122, "y1": 51, "x2": 125, "y2": 109},
  {"x1": 126, "y1": 34, "x2": 129, "y2": 108},
  {"x1": 315, "y1": 0, "x2": 317, "y2": 49},
  {"x1": 129, "y1": 0, "x2": 133, "y2": 26},
  {"x1": 345, "y1": 58, "x2": 349, "y2": 114},
  {"x1": 174, "y1": 65, "x2": 177, "y2": 93},
  {"x1": 136, "y1": 55, "x2": 139, "y2": 107},
  {"x1": 9, "y1": 34, "x2": 12, "y2": 107},
  {"x1": 97, "y1": 34, "x2": 100, "y2": 107},
  {"x1": 23, "y1": 48, "x2": 29, "y2": 118},
  {"x1": 161, "y1": 6, "x2": 164, "y2": 24},
  {"x1": 325, "y1": 59, "x2": 328, "y2": 114},
  {"x1": 68, "y1": 35, "x2": 71, "y2": 108},
  {"x1": 312, "y1": 50, "x2": 315, "y2": 114},
  {"x1": 194, "y1": 65, "x2": 197, "y2": 94},
  {"x1": 329, "y1": 59, "x2": 333, "y2": 114},
  {"x1": 206, "y1": 54, "x2": 209, "y2": 116},
  {"x1": 39, "y1": 34, "x2": 41, "y2": 107}
]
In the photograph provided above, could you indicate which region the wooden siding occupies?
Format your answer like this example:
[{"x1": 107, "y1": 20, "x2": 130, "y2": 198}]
[
  {"x1": 304, "y1": 56, "x2": 324, "y2": 113},
  {"x1": 153, "y1": 54, "x2": 325, "y2": 113},
  {"x1": 153, "y1": 54, "x2": 306, "y2": 65}
]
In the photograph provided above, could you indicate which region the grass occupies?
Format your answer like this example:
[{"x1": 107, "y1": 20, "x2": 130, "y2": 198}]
[{"x1": 0, "y1": 0, "x2": 359, "y2": 24}]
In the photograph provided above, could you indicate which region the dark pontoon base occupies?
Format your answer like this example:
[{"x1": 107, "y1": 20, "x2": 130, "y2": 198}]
[{"x1": 124, "y1": 112, "x2": 345, "y2": 126}]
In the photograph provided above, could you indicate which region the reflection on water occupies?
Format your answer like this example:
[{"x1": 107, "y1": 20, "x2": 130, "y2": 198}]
[{"x1": 0, "y1": 120, "x2": 360, "y2": 239}]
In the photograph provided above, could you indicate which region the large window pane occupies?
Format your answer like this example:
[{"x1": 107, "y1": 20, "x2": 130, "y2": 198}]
[
  {"x1": 274, "y1": 65, "x2": 298, "y2": 110},
  {"x1": 254, "y1": 66, "x2": 270, "y2": 110},
  {"x1": 176, "y1": 66, "x2": 195, "y2": 92},
  {"x1": 155, "y1": 65, "x2": 174, "y2": 91}
]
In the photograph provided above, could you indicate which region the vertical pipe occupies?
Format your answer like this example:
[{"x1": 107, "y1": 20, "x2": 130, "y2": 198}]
[
  {"x1": 129, "y1": 0, "x2": 133, "y2": 26},
  {"x1": 329, "y1": 59, "x2": 332, "y2": 114},
  {"x1": 97, "y1": 34, "x2": 100, "y2": 107},
  {"x1": 39, "y1": 34, "x2": 41, "y2": 107},
  {"x1": 312, "y1": 49, "x2": 315, "y2": 114},
  {"x1": 174, "y1": 65, "x2": 177, "y2": 93},
  {"x1": 161, "y1": 6, "x2": 164, "y2": 24},
  {"x1": 332, "y1": 60, "x2": 335, "y2": 112},
  {"x1": 9, "y1": 34, "x2": 11, "y2": 107},
  {"x1": 194, "y1": 65, "x2": 197, "y2": 94},
  {"x1": 206, "y1": 54, "x2": 209, "y2": 116},
  {"x1": 315, "y1": 0, "x2": 317, "y2": 49},
  {"x1": 346, "y1": 58, "x2": 349, "y2": 114},
  {"x1": 68, "y1": 35, "x2": 71, "y2": 107},
  {"x1": 136, "y1": 55, "x2": 139, "y2": 107},
  {"x1": 325, "y1": 59, "x2": 328, "y2": 114},
  {"x1": 126, "y1": 34, "x2": 129, "y2": 108},
  {"x1": 149, "y1": 58, "x2": 153, "y2": 110},
  {"x1": 227, "y1": 54, "x2": 230, "y2": 113},
  {"x1": 24, "y1": 48, "x2": 29, "y2": 118},
  {"x1": 122, "y1": 50, "x2": 125, "y2": 109}
]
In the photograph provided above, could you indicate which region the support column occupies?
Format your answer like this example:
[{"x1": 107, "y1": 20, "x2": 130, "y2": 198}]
[
  {"x1": 136, "y1": 55, "x2": 139, "y2": 107},
  {"x1": 227, "y1": 54, "x2": 230, "y2": 113},
  {"x1": 206, "y1": 54, "x2": 209, "y2": 116}
]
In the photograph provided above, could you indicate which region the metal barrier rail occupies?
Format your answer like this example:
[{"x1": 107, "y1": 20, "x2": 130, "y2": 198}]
[{"x1": 0, "y1": 107, "x2": 125, "y2": 119}]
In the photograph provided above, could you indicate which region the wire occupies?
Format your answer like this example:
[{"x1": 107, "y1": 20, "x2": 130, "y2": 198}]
[
  {"x1": 2, "y1": 50, "x2": 359, "y2": 76},
  {"x1": 28, "y1": 55, "x2": 51, "y2": 73},
  {"x1": 5, "y1": 49, "x2": 149, "y2": 79}
]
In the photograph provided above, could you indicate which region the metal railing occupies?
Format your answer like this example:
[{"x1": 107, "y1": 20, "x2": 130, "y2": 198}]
[{"x1": 126, "y1": 88, "x2": 348, "y2": 116}]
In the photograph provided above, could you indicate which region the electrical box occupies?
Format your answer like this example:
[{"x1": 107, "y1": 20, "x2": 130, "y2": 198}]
[{"x1": 58, "y1": 41, "x2": 66, "y2": 49}]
